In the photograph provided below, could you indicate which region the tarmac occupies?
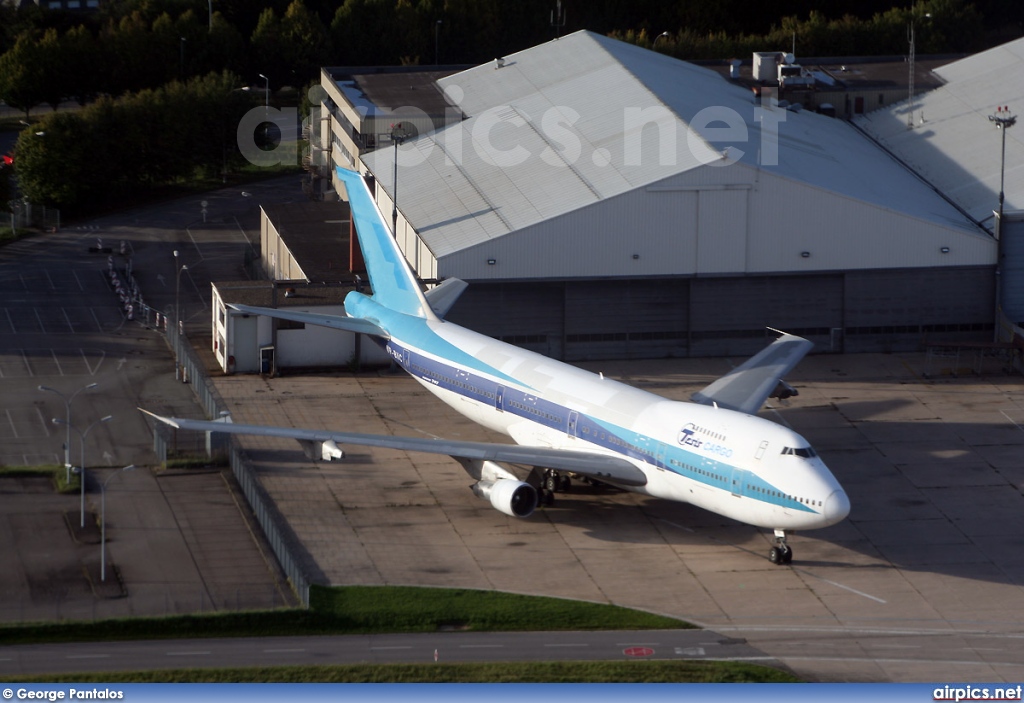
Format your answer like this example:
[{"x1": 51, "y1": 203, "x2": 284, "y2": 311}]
[{"x1": 2, "y1": 175, "x2": 1024, "y2": 682}]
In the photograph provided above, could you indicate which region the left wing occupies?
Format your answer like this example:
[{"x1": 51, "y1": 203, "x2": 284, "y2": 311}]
[
  {"x1": 140, "y1": 409, "x2": 648, "y2": 487},
  {"x1": 227, "y1": 303, "x2": 389, "y2": 338},
  {"x1": 691, "y1": 332, "x2": 813, "y2": 415}
]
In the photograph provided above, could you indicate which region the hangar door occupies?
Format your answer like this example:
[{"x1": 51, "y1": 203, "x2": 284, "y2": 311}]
[
  {"x1": 1000, "y1": 214, "x2": 1024, "y2": 326},
  {"x1": 689, "y1": 275, "x2": 844, "y2": 356}
]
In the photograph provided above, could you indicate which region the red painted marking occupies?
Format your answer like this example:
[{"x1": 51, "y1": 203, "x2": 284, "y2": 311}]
[{"x1": 623, "y1": 646, "x2": 655, "y2": 657}]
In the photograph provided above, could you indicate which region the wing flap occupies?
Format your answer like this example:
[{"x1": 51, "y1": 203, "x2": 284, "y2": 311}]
[
  {"x1": 141, "y1": 410, "x2": 647, "y2": 487},
  {"x1": 691, "y1": 333, "x2": 813, "y2": 415}
]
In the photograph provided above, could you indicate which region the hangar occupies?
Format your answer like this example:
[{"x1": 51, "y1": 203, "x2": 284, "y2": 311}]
[{"x1": 312, "y1": 30, "x2": 1003, "y2": 360}]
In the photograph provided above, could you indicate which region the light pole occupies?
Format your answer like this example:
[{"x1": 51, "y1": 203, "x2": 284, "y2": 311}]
[
  {"x1": 174, "y1": 250, "x2": 188, "y2": 333},
  {"x1": 39, "y1": 382, "x2": 97, "y2": 483},
  {"x1": 989, "y1": 105, "x2": 1016, "y2": 334},
  {"x1": 435, "y1": 20, "x2": 442, "y2": 65},
  {"x1": 391, "y1": 122, "x2": 409, "y2": 235},
  {"x1": 101, "y1": 465, "x2": 136, "y2": 582},
  {"x1": 54, "y1": 414, "x2": 112, "y2": 528},
  {"x1": 653, "y1": 31, "x2": 670, "y2": 49},
  {"x1": 907, "y1": 13, "x2": 930, "y2": 129},
  {"x1": 259, "y1": 73, "x2": 269, "y2": 113}
]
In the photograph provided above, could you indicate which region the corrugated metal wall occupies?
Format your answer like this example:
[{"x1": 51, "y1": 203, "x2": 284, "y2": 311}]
[
  {"x1": 447, "y1": 267, "x2": 994, "y2": 361},
  {"x1": 999, "y1": 215, "x2": 1024, "y2": 326}
]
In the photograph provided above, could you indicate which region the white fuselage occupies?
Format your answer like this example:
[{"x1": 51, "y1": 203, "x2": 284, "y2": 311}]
[{"x1": 383, "y1": 316, "x2": 849, "y2": 532}]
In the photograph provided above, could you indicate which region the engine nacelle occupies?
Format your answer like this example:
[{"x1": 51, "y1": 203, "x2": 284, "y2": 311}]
[
  {"x1": 321, "y1": 439, "x2": 344, "y2": 461},
  {"x1": 471, "y1": 479, "x2": 537, "y2": 518}
]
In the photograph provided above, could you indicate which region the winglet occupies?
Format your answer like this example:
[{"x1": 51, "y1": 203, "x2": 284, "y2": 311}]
[
  {"x1": 139, "y1": 407, "x2": 181, "y2": 429},
  {"x1": 336, "y1": 167, "x2": 437, "y2": 320}
]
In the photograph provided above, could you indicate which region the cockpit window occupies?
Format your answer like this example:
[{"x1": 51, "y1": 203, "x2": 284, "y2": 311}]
[{"x1": 781, "y1": 446, "x2": 817, "y2": 458}]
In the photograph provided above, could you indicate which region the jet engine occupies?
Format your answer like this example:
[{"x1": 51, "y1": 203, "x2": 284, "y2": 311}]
[{"x1": 471, "y1": 479, "x2": 538, "y2": 518}]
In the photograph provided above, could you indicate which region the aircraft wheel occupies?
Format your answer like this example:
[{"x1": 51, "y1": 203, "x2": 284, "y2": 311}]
[
  {"x1": 558, "y1": 474, "x2": 571, "y2": 492},
  {"x1": 769, "y1": 546, "x2": 783, "y2": 565},
  {"x1": 782, "y1": 546, "x2": 794, "y2": 564},
  {"x1": 544, "y1": 472, "x2": 558, "y2": 493}
]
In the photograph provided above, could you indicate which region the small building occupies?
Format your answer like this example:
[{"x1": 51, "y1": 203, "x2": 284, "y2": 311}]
[{"x1": 212, "y1": 200, "x2": 390, "y2": 374}]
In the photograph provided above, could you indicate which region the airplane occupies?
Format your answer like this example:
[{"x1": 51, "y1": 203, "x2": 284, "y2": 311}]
[{"x1": 142, "y1": 166, "x2": 850, "y2": 565}]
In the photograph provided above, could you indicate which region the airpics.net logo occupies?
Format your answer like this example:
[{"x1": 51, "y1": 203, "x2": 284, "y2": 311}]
[
  {"x1": 933, "y1": 685, "x2": 1024, "y2": 702},
  {"x1": 235, "y1": 84, "x2": 787, "y2": 171}
]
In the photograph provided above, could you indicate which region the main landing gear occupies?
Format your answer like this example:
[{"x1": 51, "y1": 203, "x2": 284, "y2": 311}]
[
  {"x1": 532, "y1": 468, "x2": 571, "y2": 507},
  {"x1": 768, "y1": 529, "x2": 793, "y2": 565}
]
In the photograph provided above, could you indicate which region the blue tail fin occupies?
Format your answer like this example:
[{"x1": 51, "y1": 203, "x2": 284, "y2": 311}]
[{"x1": 337, "y1": 167, "x2": 436, "y2": 320}]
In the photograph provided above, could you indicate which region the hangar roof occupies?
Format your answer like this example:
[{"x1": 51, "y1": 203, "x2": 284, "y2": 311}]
[
  {"x1": 360, "y1": 30, "x2": 981, "y2": 260},
  {"x1": 854, "y1": 37, "x2": 1024, "y2": 228}
]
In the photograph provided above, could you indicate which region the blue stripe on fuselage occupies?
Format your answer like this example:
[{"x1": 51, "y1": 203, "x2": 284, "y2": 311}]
[{"x1": 385, "y1": 334, "x2": 815, "y2": 515}]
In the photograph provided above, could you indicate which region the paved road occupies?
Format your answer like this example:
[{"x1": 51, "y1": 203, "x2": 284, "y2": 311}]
[{"x1": 0, "y1": 630, "x2": 767, "y2": 676}]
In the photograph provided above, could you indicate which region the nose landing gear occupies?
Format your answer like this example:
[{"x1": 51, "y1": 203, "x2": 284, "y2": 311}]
[{"x1": 769, "y1": 529, "x2": 793, "y2": 565}]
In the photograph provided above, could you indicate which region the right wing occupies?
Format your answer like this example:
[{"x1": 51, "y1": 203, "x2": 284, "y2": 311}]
[
  {"x1": 140, "y1": 409, "x2": 648, "y2": 487},
  {"x1": 691, "y1": 332, "x2": 813, "y2": 415}
]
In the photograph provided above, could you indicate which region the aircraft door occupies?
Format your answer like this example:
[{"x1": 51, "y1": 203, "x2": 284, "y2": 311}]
[
  {"x1": 496, "y1": 386, "x2": 505, "y2": 412},
  {"x1": 755, "y1": 440, "x2": 768, "y2": 460},
  {"x1": 729, "y1": 467, "x2": 746, "y2": 497},
  {"x1": 568, "y1": 411, "x2": 579, "y2": 437}
]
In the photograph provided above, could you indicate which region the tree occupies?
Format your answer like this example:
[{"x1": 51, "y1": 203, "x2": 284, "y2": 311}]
[
  {"x1": 14, "y1": 112, "x2": 93, "y2": 208},
  {"x1": 250, "y1": 7, "x2": 285, "y2": 86},
  {"x1": 0, "y1": 32, "x2": 47, "y2": 119},
  {"x1": 280, "y1": 0, "x2": 332, "y2": 80}
]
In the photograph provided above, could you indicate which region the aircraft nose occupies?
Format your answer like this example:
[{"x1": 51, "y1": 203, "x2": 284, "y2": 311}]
[{"x1": 823, "y1": 489, "x2": 850, "y2": 524}]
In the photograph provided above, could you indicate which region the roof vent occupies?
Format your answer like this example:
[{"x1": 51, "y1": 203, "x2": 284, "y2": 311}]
[{"x1": 495, "y1": 57, "x2": 505, "y2": 69}]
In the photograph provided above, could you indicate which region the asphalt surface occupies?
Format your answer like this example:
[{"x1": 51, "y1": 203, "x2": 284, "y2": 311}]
[{"x1": 2, "y1": 174, "x2": 1024, "y2": 683}]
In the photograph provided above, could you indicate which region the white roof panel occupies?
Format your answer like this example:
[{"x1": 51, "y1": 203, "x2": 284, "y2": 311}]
[{"x1": 362, "y1": 30, "x2": 981, "y2": 260}]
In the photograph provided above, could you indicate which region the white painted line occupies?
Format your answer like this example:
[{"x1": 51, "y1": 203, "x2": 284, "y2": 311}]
[
  {"x1": 20, "y1": 349, "x2": 32, "y2": 376},
  {"x1": 658, "y1": 518, "x2": 694, "y2": 533},
  {"x1": 369, "y1": 646, "x2": 412, "y2": 650},
  {"x1": 18, "y1": 273, "x2": 28, "y2": 291},
  {"x1": 263, "y1": 648, "x2": 305, "y2": 653},
  {"x1": 458, "y1": 644, "x2": 503, "y2": 649},
  {"x1": 62, "y1": 308, "x2": 75, "y2": 333},
  {"x1": 90, "y1": 308, "x2": 103, "y2": 332},
  {"x1": 44, "y1": 270, "x2": 55, "y2": 290},
  {"x1": 6, "y1": 409, "x2": 19, "y2": 439},
  {"x1": 34, "y1": 307, "x2": 46, "y2": 333},
  {"x1": 792, "y1": 567, "x2": 888, "y2": 604},
  {"x1": 543, "y1": 644, "x2": 587, "y2": 648},
  {"x1": 1000, "y1": 410, "x2": 1024, "y2": 433},
  {"x1": 35, "y1": 406, "x2": 50, "y2": 436},
  {"x1": 73, "y1": 270, "x2": 84, "y2": 291},
  {"x1": 80, "y1": 348, "x2": 105, "y2": 376},
  {"x1": 166, "y1": 651, "x2": 211, "y2": 656},
  {"x1": 66, "y1": 654, "x2": 110, "y2": 659},
  {"x1": 5, "y1": 307, "x2": 15, "y2": 334},
  {"x1": 51, "y1": 349, "x2": 64, "y2": 376}
]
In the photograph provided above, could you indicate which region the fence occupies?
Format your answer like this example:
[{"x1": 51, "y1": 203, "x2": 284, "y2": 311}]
[
  {"x1": 9, "y1": 200, "x2": 60, "y2": 231},
  {"x1": 157, "y1": 324, "x2": 313, "y2": 607}
]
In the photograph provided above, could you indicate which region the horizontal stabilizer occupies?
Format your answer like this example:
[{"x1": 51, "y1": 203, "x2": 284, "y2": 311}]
[
  {"x1": 227, "y1": 303, "x2": 389, "y2": 339},
  {"x1": 692, "y1": 333, "x2": 813, "y2": 415},
  {"x1": 140, "y1": 409, "x2": 647, "y2": 487},
  {"x1": 424, "y1": 278, "x2": 468, "y2": 319}
]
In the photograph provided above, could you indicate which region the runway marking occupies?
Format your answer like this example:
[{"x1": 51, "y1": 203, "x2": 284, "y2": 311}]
[
  {"x1": 791, "y1": 567, "x2": 888, "y2": 604},
  {"x1": 20, "y1": 349, "x2": 32, "y2": 376},
  {"x1": 44, "y1": 270, "x2": 55, "y2": 291},
  {"x1": 34, "y1": 308, "x2": 46, "y2": 333},
  {"x1": 658, "y1": 517, "x2": 886, "y2": 604},
  {"x1": 3, "y1": 308, "x2": 14, "y2": 334},
  {"x1": 72, "y1": 270, "x2": 84, "y2": 291},
  {"x1": 51, "y1": 349, "x2": 64, "y2": 376},
  {"x1": 90, "y1": 308, "x2": 103, "y2": 332},
  {"x1": 18, "y1": 273, "x2": 28, "y2": 291},
  {"x1": 1000, "y1": 410, "x2": 1024, "y2": 433}
]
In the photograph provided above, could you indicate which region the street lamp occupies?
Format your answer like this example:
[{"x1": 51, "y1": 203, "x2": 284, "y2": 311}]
[
  {"x1": 259, "y1": 73, "x2": 269, "y2": 112},
  {"x1": 39, "y1": 382, "x2": 97, "y2": 483},
  {"x1": 989, "y1": 106, "x2": 1017, "y2": 228},
  {"x1": 907, "y1": 13, "x2": 930, "y2": 129},
  {"x1": 101, "y1": 464, "x2": 136, "y2": 582},
  {"x1": 653, "y1": 31, "x2": 670, "y2": 49},
  {"x1": 391, "y1": 122, "x2": 409, "y2": 235},
  {"x1": 174, "y1": 250, "x2": 188, "y2": 333},
  {"x1": 54, "y1": 414, "x2": 112, "y2": 528}
]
